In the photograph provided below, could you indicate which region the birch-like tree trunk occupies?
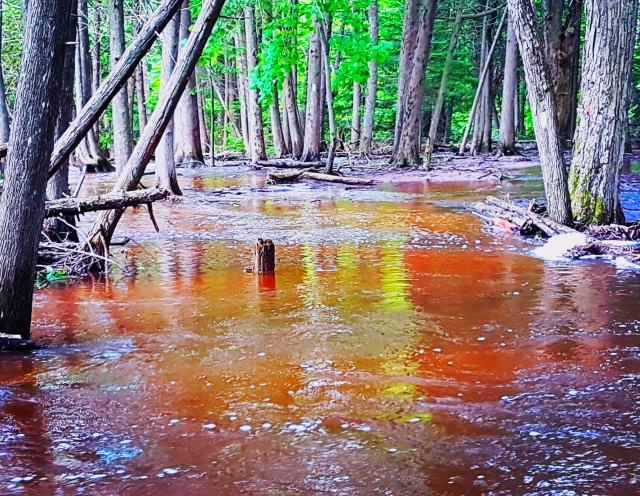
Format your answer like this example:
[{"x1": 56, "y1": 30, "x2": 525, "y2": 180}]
[
  {"x1": 350, "y1": 82, "x2": 361, "y2": 150},
  {"x1": 244, "y1": 5, "x2": 266, "y2": 162},
  {"x1": 301, "y1": 25, "x2": 323, "y2": 162},
  {"x1": 569, "y1": 0, "x2": 638, "y2": 225},
  {"x1": 498, "y1": 16, "x2": 519, "y2": 155}
]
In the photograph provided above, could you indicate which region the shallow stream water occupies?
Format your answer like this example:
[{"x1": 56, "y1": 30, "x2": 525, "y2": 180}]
[{"x1": 1, "y1": 166, "x2": 640, "y2": 495}]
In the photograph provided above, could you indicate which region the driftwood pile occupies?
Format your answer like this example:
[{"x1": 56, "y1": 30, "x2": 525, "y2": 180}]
[{"x1": 471, "y1": 196, "x2": 640, "y2": 264}]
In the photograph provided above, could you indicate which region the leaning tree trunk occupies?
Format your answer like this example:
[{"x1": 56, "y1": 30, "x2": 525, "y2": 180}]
[
  {"x1": 174, "y1": 0, "x2": 205, "y2": 166},
  {"x1": 507, "y1": 0, "x2": 572, "y2": 225},
  {"x1": 498, "y1": 16, "x2": 519, "y2": 156},
  {"x1": 0, "y1": 0, "x2": 72, "y2": 339},
  {"x1": 301, "y1": 25, "x2": 323, "y2": 162},
  {"x1": 568, "y1": 0, "x2": 638, "y2": 225},
  {"x1": 155, "y1": 10, "x2": 182, "y2": 195},
  {"x1": 244, "y1": 5, "x2": 267, "y2": 162},
  {"x1": 46, "y1": 0, "x2": 79, "y2": 243},
  {"x1": 110, "y1": 0, "x2": 134, "y2": 172},
  {"x1": 393, "y1": 0, "x2": 439, "y2": 167},
  {"x1": 88, "y1": 0, "x2": 226, "y2": 255},
  {"x1": 359, "y1": 0, "x2": 378, "y2": 155}
]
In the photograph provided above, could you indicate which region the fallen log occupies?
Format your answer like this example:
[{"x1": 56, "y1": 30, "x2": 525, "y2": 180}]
[
  {"x1": 256, "y1": 159, "x2": 324, "y2": 169},
  {"x1": 45, "y1": 188, "x2": 168, "y2": 218},
  {"x1": 301, "y1": 172, "x2": 374, "y2": 185},
  {"x1": 267, "y1": 170, "x2": 308, "y2": 183},
  {"x1": 471, "y1": 196, "x2": 578, "y2": 237}
]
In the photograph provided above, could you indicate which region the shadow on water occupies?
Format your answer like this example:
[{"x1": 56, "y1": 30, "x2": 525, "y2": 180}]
[{"x1": 0, "y1": 166, "x2": 639, "y2": 494}]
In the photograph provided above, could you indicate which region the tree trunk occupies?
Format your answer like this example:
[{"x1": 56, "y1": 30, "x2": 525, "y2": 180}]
[
  {"x1": 110, "y1": 0, "x2": 133, "y2": 172},
  {"x1": 49, "y1": 0, "x2": 183, "y2": 178},
  {"x1": 87, "y1": 0, "x2": 226, "y2": 254},
  {"x1": 174, "y1": 0, "x2": 204, "y2": 166},
  {"x1": 392, "y1": 0, "x2": 421, "y2": 158},
  {"x1": 507, "y1": 0, "x2": 572, "y2": 225},
  {"x1": 0, "y1": 0, "x2": 72, "y2": 339},
  {"x1": 458, "y1": 6, "x2": 506, "y2": 155},
  {"x1": 234, "y1": 31, "x2": 252, "y2": 156},
  {"x1": 393, "y1": 0, "x2": 439, "y2": 167},
  {"x1": 424, "y1": 2, "x2": 464, "y2": 167},
  {"x1": 0, "y1": 0, "x2": 11, "y2": 148},
  {"x1": 301, "y1": 25, "x2": 323, "y2": 162},
  {"x1": 91, "y1": 2, "x2": 102, "y2": 141},
  {"x1": 498, "y1": 16, "x2": 519, "y2": 155},
  {"x1": 283, "y1": 71, "x2": 303, "y2": 157},
  {"x1": 270, "y1": 86, "x2": 287, "y2": 158},
  {"x1": 46, "y1": 0, "x2": 79, "y2": 243},
  {"x1": 210, "y1": 76, "x2": 241, "y2": 139},
  {"x1": 569, "y1": 0, "x2": 638, "y2": 225},
  {"x1": 317, "y1": 17, "x2": 336, "y2": 174},
  {"x1": 350, "y1": 82, "x2": 361, "y2": 150},
  {"x1": 197, "y1": 85, "x2": 210, "y2": 155},
  {"x1": 155, "y1": 10, "x2": 182, "y2": 195},
  {"x1": 359, "y1": 0, "x2": 378, "y2": 155},
  {"x1": 244, "y1": 5, "x2": 267, "y2": 162}
]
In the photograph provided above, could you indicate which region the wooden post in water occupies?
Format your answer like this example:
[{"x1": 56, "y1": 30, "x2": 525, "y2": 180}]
[{"x1": 254, "y1": 238, "x2": 275, "y2": 274}]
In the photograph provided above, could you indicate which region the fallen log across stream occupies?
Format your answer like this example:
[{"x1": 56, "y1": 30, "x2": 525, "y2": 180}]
[{"x1": 267, "y1": 170, "x2": 374, "y2": 186}]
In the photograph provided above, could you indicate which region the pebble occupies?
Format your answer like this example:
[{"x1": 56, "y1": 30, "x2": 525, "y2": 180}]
[
  {"x1": 163, "y1": 468, "x2": 179, "y2": 475},
  {"x1": 202, "y1": 423, "x2": 216, "y2": 430},
  {"x1": 239, "y1": 425, "x2": 252, "y2": 432}
]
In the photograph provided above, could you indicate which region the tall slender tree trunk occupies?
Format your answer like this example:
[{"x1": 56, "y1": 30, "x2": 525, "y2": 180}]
[
  {"x1": 507, "y1": 0, "x2": 572, "y2": 225},
  {"x1": 424, "y1": 2, "x2": 464, "y2": 167},
  {"x1": 234, "y1": 32, "x2": 251, "y2": 156},
  {"x1": 350, "y1": 82, "x2": 361, "y2": 150},
  {"x1": 155, "y1": 10, "x2": 182, "y2": 195},
  {"x1": 392, "y1": 0, "x2": 421, "y2": 158},
  {"x1": 317, "y1": 18, "x2": 336, "y2": 174},
  {"x1": 175, "y1": 0, "x2": 204, "y2": 165},
  {"x1": 244, "y1": 5, "x2": 266, "y2": 162},
  {"x1": 498, "y1": 16, "x2": 519, "y2": 155},
  {"x1": 0, "y1": 0, "x2": 73, "y2": 339},
  {"x1": 110, "y1": 0, "x2": 133, "y2": 172},
  {"x1": 283, "y1": 71, "x2": 303, "y2": 157},
  {"x1": 270, "y1": 86, "x2": 287, "y2": 158},
  {"x1": 569, "y1": 0, "x2": 638, "y2": 225},
  {"x1": 46, "y1": 0, "x2": 79, "y2": 243},
  {"x1": 91, "y1": 1, "x2": 102, "y2": 141},
  {"x1": 301, "y1": 25, "x2": 323, "y2": 162},
  {"x1": 393, "y1": 0, "x2": 439, "y2": 167},
  {"x1": 359, "y1": 0, "x2": 378, "y2": 155},
  {"x1": 197, "y1": 88, "x2": 210, "y2": 155},
  {"x1": 0, "y1": 0, "x2": 11, "y2": 149}
]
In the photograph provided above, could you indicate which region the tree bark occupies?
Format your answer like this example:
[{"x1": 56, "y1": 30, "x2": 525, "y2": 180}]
[
  {"x1": 0, "y1": 0, "x2": 11, "y2": 148},
  {"x1": 110, "y1": 0, "x2": 134, "y2": 172},
  {"x1": 317, "y1": 17, "x2": 336, "y2": 174},
  {"x1": 46, "y1": 0, "x2": 79, "y2": 243},
  {"x1": 498, "y1": 16, "x2": 519, "y2": 155},
  {"x1": 392, "y1": 0, "x2": 421, "y2": 158},
  {"x1": 351, "y1": 82, "x2": 361, "y2": 150},
  {"x1": 424, "y1": 2, "x2": 464, "y2": 167},
  {"x1": 234, "y1": 31, "x2": 252, "y2": 155},
  {"x1": 49, "y1": 0, "x2": 183, "y2": 178},
  {"x1": 283, "y1": 71, "x2": 303, "y2": 157},
  {"x1": 91, "y1": 1, "x2": 102, "y2": 140},
  {"x1": 87, "y1": 0, "x2": 226, "y2": 253},
  {"x1": 270, "y1": 86, "x2": 287, "y2": 158},
  {"x1": 244, "y1": 5, "x2": 267, "y2": 162},
  {"x1": 359, "y1": 0, "x2": 378, "y2": 155},
  {"x1": 569, "y1": 0, "x2": 638, "y2": 225},
  {"x1": 0, "y1": 0, "x2": 73, "y2": 339},
  {"x1": 46, "y1": 188, "x2": 168, "y2": 217},
  {"x1": 155, "y1": 10, "x2": 182, "y2": 195},
  {"x1": 393, "y1": 0, "x2": 439, "y2": 167},
  {"x1": 174, "y1": 0, "x2": 205, "y2": 166},
  {"x1": 301, "y1": 25, "x2": 323, "y2": 162},
  {"x1": 507, "y1": 0, "x2": 572, "y2": 225}
]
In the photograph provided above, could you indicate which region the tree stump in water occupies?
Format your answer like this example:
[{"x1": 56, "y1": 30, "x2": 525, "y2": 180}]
[{"x1": 254, "y1": 238, "x2": 275, "y2": 274}]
